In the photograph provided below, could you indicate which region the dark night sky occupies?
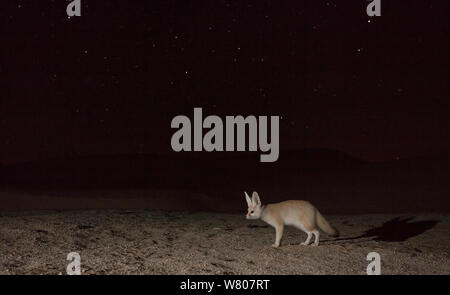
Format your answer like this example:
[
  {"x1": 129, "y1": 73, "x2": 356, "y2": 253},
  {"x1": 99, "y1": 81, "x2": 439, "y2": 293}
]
[{"x1": 2, "y1": 1, "x2": 449, "y2": 164}]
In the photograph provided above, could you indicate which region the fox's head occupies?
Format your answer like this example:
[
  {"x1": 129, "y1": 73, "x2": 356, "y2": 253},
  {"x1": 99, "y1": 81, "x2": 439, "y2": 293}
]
[{"x1": 245, "y1": 191, "x2": 263, "y2": 219}]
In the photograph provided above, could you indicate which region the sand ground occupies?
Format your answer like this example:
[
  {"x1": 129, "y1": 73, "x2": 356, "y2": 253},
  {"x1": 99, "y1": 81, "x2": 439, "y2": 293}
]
[{"x1": 0, "y1": 210, "x2": 449, "y2": 274}]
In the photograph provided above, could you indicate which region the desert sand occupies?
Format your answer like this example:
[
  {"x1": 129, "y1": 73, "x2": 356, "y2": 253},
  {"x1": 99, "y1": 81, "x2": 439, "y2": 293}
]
[{"x1": 0, "y1": 210, "x2": 449, "y2": 275}]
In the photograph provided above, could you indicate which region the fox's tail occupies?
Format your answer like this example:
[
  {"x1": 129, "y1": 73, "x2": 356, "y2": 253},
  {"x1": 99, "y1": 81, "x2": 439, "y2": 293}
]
[{"x1": 316, "y1": 211, "x2": 339, "y2": 237}]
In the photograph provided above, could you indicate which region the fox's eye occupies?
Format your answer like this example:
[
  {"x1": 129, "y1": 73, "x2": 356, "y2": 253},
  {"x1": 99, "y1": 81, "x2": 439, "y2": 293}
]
[{"x1": 250, "y1": 210, "x2": 254, "y2": 214}]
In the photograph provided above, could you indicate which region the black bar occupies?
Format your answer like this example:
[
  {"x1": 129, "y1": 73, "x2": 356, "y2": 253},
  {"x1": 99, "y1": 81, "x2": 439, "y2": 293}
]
[{"x1": 0, "y1": 275, "x2": 447, "y2": 294}]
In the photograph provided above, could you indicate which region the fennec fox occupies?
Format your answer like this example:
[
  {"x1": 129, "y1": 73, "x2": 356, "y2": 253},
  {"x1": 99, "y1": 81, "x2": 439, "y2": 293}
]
[{"x1": 245, "y1": 191, "x2": 339, "y2": 247}]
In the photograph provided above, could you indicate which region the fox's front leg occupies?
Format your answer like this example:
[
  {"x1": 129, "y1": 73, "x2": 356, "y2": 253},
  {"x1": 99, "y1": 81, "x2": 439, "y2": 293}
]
[{"x1": 272, "y1": 224, "x2": 284, "y2": 247}]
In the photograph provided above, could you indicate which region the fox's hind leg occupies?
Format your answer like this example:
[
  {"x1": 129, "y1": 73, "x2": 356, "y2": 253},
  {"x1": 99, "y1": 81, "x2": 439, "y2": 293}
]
[
  {"x1": 300, "y1": 232, "x2": 312, "y2": 246},
  {"x1": 296, "y1": 216, "x2": 316, "y2": 246},
  {"x1": 312, "y1": 230, "x2": 320, "y2": 246}
]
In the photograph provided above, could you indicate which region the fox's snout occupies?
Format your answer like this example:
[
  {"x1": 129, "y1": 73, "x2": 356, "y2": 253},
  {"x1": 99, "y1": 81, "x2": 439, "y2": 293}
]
[{"x1": 246, "y1": 213, "x2": 258, "y2": 220}]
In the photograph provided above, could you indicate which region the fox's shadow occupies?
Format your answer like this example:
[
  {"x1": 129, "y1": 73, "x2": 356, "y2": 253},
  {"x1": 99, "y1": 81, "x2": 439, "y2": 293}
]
[{"x1": 331, "y1": 216, "x2": 439, "y2": 243}]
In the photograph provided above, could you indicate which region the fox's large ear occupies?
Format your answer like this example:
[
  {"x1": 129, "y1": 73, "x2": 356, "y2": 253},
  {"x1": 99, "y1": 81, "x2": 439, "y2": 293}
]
[
  {"x1": 245, "y1": 192, "x2": 252, "y2": 207},
  {"x1": 252, "y1": 191, "x2": 261, "y2": 206}
]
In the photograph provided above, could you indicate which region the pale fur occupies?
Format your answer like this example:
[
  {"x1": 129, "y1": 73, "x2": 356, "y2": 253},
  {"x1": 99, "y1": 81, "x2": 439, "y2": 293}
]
[{"x1": 245, "y1": 191, "x2": 339, "y2": 247}]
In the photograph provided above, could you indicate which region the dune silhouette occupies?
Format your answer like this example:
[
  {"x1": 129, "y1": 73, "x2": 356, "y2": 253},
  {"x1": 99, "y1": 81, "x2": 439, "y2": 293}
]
[
  {"x1": 360, "y1": 216, "x2": 439, "y2": 242},
  {"x1": 334, "y1": 216, "x2": 439, "y2": 242}
]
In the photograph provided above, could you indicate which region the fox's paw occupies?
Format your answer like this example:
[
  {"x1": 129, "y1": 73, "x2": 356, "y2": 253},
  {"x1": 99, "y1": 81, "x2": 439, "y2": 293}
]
[
  {"x1": 271, "y1": 243, "x2": 280, "y2": 248},
  {"x1": 300, "y1": 242, "x2": 309, "y2": 246}
]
